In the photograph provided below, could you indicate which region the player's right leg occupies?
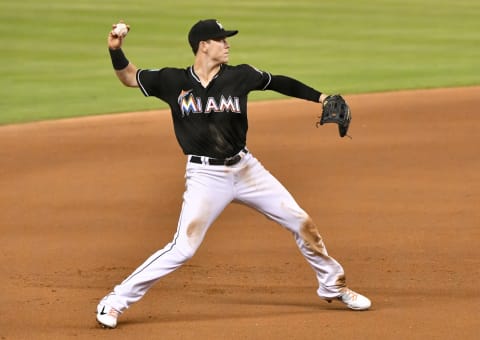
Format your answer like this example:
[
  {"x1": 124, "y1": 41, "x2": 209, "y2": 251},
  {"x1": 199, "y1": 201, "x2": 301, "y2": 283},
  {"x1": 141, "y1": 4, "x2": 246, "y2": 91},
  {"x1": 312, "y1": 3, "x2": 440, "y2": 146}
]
[{"x1": 96, "y1": 161, "x2": 234, "y2": 328}]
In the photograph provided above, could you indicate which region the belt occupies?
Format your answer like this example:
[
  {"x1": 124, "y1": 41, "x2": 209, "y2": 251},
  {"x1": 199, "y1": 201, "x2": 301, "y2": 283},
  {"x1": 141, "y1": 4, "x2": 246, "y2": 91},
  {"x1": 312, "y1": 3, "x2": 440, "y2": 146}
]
[{"x1": 189, "y1": 148, "x2": 248, "y2": 166}]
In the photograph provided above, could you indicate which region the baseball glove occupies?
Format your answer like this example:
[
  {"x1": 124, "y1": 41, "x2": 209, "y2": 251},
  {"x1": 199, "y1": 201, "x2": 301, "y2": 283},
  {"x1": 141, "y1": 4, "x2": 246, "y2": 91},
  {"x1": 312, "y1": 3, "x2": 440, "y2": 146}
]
[{"x1": 316, "y1": 94, "x2": 351, "y2": 138}]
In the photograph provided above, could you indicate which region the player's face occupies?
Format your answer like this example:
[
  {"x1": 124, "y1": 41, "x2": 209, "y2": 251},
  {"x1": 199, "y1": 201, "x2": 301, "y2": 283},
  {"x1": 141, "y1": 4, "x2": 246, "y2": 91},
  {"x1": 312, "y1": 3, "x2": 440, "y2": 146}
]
[{"x1": 206, "y1": 37, "x2": 230, "y2": 64}]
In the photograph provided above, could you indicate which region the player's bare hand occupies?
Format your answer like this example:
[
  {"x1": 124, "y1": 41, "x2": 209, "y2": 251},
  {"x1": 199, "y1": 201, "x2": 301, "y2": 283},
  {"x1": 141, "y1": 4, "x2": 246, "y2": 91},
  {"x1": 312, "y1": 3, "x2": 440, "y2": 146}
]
[{"x1": 108, "y1": 21, "x2": 130, "y2": 50}]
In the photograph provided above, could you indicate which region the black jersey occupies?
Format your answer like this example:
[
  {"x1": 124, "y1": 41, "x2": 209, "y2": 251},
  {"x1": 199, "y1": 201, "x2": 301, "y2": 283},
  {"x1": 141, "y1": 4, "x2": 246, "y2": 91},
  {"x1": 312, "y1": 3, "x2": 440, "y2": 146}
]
[{"x1": 137, "y1": 64, "x2": 271, "y2": 159}]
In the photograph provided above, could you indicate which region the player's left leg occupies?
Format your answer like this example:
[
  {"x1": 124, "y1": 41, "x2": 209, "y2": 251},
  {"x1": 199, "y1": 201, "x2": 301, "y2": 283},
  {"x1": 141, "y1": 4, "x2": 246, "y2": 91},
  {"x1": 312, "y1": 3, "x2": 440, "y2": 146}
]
[{"x1": 232, "y1": 152, "x2": 349, "y2": 298}]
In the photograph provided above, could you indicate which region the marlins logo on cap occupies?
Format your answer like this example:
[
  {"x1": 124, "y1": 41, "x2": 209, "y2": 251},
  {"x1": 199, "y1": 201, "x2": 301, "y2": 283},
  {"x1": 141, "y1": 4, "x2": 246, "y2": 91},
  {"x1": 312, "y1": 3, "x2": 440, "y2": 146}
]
[{"x1": 188, "y1": 19, "x2": 238, "y2": 53}]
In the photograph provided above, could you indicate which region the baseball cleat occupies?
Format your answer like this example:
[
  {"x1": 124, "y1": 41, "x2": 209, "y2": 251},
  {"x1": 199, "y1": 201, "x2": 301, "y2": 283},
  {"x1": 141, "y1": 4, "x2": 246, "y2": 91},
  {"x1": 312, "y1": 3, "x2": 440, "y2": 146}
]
[
  {"x1": 337, "y1": 288, "x2": 371, "y2": 310},
  {"x1": 96, "y1": 303, "x2": 120, "y2": 329},
  {"x1": 325, "y1": 288, "x2": 371, "y2": 311}
]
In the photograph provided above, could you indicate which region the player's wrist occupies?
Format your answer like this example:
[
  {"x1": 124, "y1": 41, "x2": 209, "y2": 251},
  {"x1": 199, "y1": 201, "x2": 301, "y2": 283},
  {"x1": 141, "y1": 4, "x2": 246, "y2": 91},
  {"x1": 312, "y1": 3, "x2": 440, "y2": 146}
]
[
  {"x1": 319, "y1": 93, "x2": 328, "y2": 104},
  {"x1": 109, "y1": 48, "x2": 129, "y2": 70}
]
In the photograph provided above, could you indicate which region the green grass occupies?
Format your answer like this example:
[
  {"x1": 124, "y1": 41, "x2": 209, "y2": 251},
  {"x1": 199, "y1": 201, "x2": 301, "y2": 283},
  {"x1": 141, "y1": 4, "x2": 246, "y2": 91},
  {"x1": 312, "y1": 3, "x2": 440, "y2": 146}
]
[{"x1": 1, "y1": 0, "x2": 479, "y2": 125}]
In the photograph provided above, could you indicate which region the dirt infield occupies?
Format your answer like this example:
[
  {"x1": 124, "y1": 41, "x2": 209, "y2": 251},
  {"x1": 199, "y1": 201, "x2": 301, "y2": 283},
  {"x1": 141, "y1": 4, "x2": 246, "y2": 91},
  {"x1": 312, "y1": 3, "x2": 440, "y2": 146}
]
[{"x1": 1, "y1": 87, "x2": 479, "y2": 339}]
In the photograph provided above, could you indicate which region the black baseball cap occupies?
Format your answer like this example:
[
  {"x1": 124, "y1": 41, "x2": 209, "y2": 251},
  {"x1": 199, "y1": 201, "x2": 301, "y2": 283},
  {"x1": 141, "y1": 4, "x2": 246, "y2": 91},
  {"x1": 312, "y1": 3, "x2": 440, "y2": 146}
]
[{"x1": 188, "y1": 19, "x2": 238, "y2": 51}]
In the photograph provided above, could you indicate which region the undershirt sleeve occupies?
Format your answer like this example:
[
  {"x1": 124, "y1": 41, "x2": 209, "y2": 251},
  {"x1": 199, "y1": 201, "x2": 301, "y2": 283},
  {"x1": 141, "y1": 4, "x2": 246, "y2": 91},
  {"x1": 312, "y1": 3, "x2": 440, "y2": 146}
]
[{"x1": 265, "y1": 75, "x2": 321, "y2": 102}]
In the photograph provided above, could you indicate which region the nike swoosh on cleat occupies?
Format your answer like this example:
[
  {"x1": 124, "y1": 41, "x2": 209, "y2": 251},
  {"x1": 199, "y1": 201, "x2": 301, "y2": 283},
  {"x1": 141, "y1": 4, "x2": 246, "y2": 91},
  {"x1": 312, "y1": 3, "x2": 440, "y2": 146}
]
[{"x1": 100, "y1": 306, "x2": 107, "y2": 315}]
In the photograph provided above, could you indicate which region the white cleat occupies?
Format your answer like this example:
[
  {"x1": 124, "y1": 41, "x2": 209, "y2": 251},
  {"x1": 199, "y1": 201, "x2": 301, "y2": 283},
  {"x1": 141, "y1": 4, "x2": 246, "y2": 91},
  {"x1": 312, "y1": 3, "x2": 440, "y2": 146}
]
[
  {"x1": 337, "y1": 288, "x2": 371, "y2": 310},
  {"x1": 325, "y1": 287, "x2": 372, "y2": 311},
  {"x1": 96, "y1": 303, "x2": 120, "y2": 329}
]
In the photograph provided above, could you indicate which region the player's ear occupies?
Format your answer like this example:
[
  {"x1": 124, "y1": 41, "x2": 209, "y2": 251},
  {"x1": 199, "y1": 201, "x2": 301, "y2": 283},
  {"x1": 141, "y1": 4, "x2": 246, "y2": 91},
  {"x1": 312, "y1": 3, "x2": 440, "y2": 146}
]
[{"x1": 198, "y1": 40, "x2": 209, "y2": 53}]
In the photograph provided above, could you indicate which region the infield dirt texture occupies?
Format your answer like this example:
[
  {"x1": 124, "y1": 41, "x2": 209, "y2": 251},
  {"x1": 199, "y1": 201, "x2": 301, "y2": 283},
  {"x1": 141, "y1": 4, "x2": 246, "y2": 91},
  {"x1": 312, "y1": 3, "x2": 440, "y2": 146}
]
[
  {"x1": 1, "y1": 87, "x2": 479, "y2": 339},
  {"x1": 2, "y1": 0, "x2": 479, "y2": 338}
]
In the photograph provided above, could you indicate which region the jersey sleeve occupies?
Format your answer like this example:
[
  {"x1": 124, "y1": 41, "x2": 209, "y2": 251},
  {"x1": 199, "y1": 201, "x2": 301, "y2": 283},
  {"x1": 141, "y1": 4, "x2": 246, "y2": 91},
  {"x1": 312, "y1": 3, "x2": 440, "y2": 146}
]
[
  {"x1": 240, "y1": 65, "x2": 321, "y2": 102},
  {"x1": 136, "y1": 68, "x2": 163, "y2": 97},
  {"x1": 241, "y1": 64, "x2": 272, "y2": 91}
]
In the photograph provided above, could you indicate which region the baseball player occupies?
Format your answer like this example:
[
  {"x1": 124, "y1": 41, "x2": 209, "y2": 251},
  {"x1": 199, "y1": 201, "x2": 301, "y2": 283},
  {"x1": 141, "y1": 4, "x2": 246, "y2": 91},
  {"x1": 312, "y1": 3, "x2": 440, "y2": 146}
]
[{"x1": 96, "y1": 19, "x2": 371, "y2": 329}]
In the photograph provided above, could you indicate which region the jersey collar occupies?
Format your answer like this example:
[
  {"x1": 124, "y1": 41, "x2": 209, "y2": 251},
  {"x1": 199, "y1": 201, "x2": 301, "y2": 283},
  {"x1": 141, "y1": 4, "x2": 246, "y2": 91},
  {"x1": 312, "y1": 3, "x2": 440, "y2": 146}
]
[{"x1": 189, "y1": 64, "x2": 225, "y2": 85}]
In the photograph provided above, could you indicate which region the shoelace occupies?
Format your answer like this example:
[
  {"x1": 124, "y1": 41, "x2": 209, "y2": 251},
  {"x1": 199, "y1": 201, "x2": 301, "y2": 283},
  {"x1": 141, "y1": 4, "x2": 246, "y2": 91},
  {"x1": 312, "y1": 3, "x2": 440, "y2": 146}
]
[
  {"x1": 107, "y1": 308, "x2": 119, "y2": 318},
  {"x1": 340, "y1": 288, "x2": 358, "y2": 302}
]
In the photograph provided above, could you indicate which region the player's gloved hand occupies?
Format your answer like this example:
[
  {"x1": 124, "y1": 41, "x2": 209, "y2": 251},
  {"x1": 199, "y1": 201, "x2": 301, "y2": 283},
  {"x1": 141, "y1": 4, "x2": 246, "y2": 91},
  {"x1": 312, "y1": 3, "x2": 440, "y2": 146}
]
[{"x1": 316, "y1": 94, "x2": 352, "y2": 138}]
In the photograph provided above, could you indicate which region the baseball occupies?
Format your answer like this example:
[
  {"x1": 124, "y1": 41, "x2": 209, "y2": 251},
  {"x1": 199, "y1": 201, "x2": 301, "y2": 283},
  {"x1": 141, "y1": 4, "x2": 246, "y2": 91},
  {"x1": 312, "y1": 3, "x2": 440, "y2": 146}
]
[{"x1": 113, "y1": 23, "x2": 128, "y2": 37}]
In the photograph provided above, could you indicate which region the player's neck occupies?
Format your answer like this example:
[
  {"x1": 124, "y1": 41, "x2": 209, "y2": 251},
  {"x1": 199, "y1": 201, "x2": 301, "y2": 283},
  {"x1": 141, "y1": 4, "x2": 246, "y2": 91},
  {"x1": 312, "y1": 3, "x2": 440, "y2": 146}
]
[{"x1": 193, "y1": 58, "x2": 222, "y2": 87}]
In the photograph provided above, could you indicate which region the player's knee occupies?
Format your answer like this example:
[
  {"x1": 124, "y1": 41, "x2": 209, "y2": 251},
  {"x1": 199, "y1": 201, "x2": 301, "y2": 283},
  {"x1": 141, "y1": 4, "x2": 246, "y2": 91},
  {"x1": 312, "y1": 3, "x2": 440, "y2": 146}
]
[
  {"x1": 281, "y1": 206, "x2": 309, "y2": 230},
  {"x1": 293, "y1": 211, "x2": 311, "y2": 231},
  {"x1": 298, "y1": 216, "x2": 328, "y2": 256},
  {"x1": 172, "y1": 220, "x2": 209, "y2": 261}
]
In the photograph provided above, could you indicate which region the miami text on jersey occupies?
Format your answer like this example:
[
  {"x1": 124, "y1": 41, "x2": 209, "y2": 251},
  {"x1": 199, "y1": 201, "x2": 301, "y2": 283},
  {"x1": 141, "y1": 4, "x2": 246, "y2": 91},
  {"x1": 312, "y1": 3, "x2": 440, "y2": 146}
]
[{"x1": 178, "y1": 90, "x2": 241, "y2": 117}]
